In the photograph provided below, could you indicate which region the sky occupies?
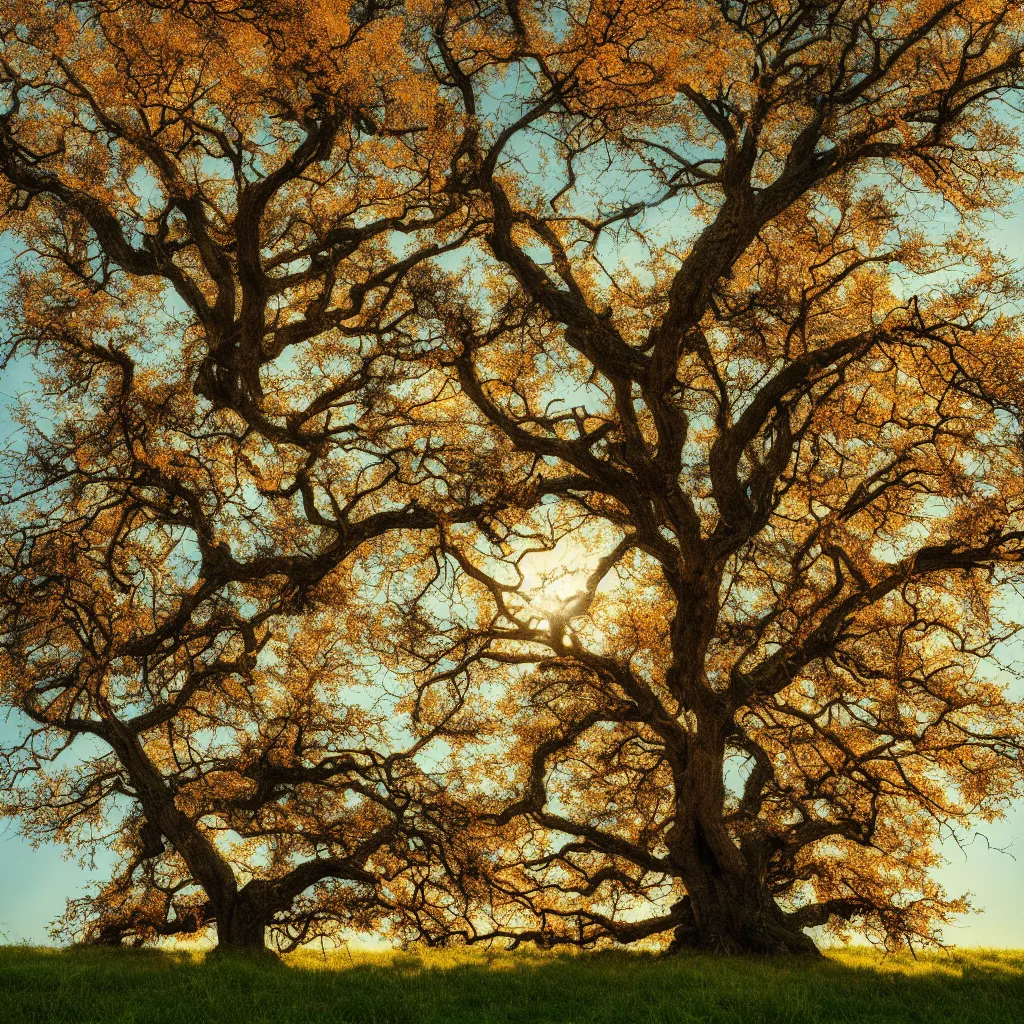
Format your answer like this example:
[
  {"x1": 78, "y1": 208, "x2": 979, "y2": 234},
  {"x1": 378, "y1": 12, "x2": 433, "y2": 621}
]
[{"x1": 0, "y1": 160, "x2": 1023, "y2": 952}]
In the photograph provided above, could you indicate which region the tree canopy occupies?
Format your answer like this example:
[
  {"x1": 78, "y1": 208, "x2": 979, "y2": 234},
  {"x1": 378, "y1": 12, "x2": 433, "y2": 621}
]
[{"x1": 1, "y1": 0, "x2": 1023, "y2": 955}]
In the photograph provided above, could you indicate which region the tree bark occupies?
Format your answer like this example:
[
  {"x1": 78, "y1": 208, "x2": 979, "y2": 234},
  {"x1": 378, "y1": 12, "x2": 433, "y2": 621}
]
[
  {"x1": 215, "y1": 885, "x2": 270, "y2": 952},
  {"x1": 667, "y1": 722, "x2": 820, "y2": 956},
  {"x1": 668, "y1": 864, "x2": 819, "y2": 956}
]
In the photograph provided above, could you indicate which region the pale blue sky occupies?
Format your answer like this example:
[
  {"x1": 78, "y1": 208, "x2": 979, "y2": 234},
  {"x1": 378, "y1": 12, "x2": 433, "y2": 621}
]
[{"x1": 0, "y1": 190, "x2": 1022, "y2": 950}]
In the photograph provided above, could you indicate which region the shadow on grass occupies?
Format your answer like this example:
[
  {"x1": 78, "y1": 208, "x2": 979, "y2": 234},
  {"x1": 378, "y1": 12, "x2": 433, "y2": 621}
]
[{"x1": 2, "y1": 944, "x2": 1022, "y2": 1023}]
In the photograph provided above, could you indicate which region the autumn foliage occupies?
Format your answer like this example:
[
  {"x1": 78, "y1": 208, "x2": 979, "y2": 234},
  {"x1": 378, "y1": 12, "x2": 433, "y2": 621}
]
[{"x1": 1, "y1": 0, "x2": 1023, "y2": 955}]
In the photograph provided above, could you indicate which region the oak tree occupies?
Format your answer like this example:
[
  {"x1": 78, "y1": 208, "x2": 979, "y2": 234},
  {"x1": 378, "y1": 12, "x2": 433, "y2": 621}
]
[
  {"x1": 403, "y1": 0, "x2": 1024, "y2": 955},
  {"x1": 0, "y1": 0, "x2": 498, "y2": 951}
]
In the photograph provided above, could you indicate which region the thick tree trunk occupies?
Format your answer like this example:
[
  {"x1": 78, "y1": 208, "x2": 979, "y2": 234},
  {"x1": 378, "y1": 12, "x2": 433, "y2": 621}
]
[
  {"x1": 668, "y1": 875, "x2": 819, "y2": 956},
  {"x1": 667, "y1": 720, "x2": 820, "y2": 956},
  {"x1": 214, "y1": 887, "x2": 270, "y2": 952}
]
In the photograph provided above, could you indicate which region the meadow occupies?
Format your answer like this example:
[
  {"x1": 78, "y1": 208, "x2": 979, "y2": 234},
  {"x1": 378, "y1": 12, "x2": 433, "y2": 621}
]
[{"x1": 1, "y1": 946, "x2": 1022, "y2": 1024}]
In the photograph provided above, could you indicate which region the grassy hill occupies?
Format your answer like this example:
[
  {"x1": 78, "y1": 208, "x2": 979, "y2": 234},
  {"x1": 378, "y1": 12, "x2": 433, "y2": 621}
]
[{"x1": 2, "y1": 946, "x2": 1021, "y2": 1024}]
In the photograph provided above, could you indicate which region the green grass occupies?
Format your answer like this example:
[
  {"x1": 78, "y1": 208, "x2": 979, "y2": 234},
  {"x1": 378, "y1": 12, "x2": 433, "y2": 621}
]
[{"x1": 1, "y1": 945, "x2": 1022, "y2": 1024}]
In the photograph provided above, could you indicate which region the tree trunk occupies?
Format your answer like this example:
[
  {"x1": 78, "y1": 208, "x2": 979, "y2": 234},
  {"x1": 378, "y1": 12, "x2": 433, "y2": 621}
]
[
  {"x1": 668, "y1": 722, "x2": 820, "y2": 956},
  {"x1": 215, "y1": 888, "x2": 270, "y2": 952},
  {"x1": 669, "y1": 872, "x2": 820, "y2": 956}
]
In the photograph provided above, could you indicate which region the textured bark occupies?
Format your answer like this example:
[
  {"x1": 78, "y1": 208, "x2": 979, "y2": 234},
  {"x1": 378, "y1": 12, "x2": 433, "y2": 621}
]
[
  {"x1": 216, "y1": 891, "x2": 270, "y2": 952},
  {"x1": 667, "y1": 724, "x2": 819, "y2": 955},
  {"x1": 668, "y1": 886, "x2": 819, "y2": 956}
]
